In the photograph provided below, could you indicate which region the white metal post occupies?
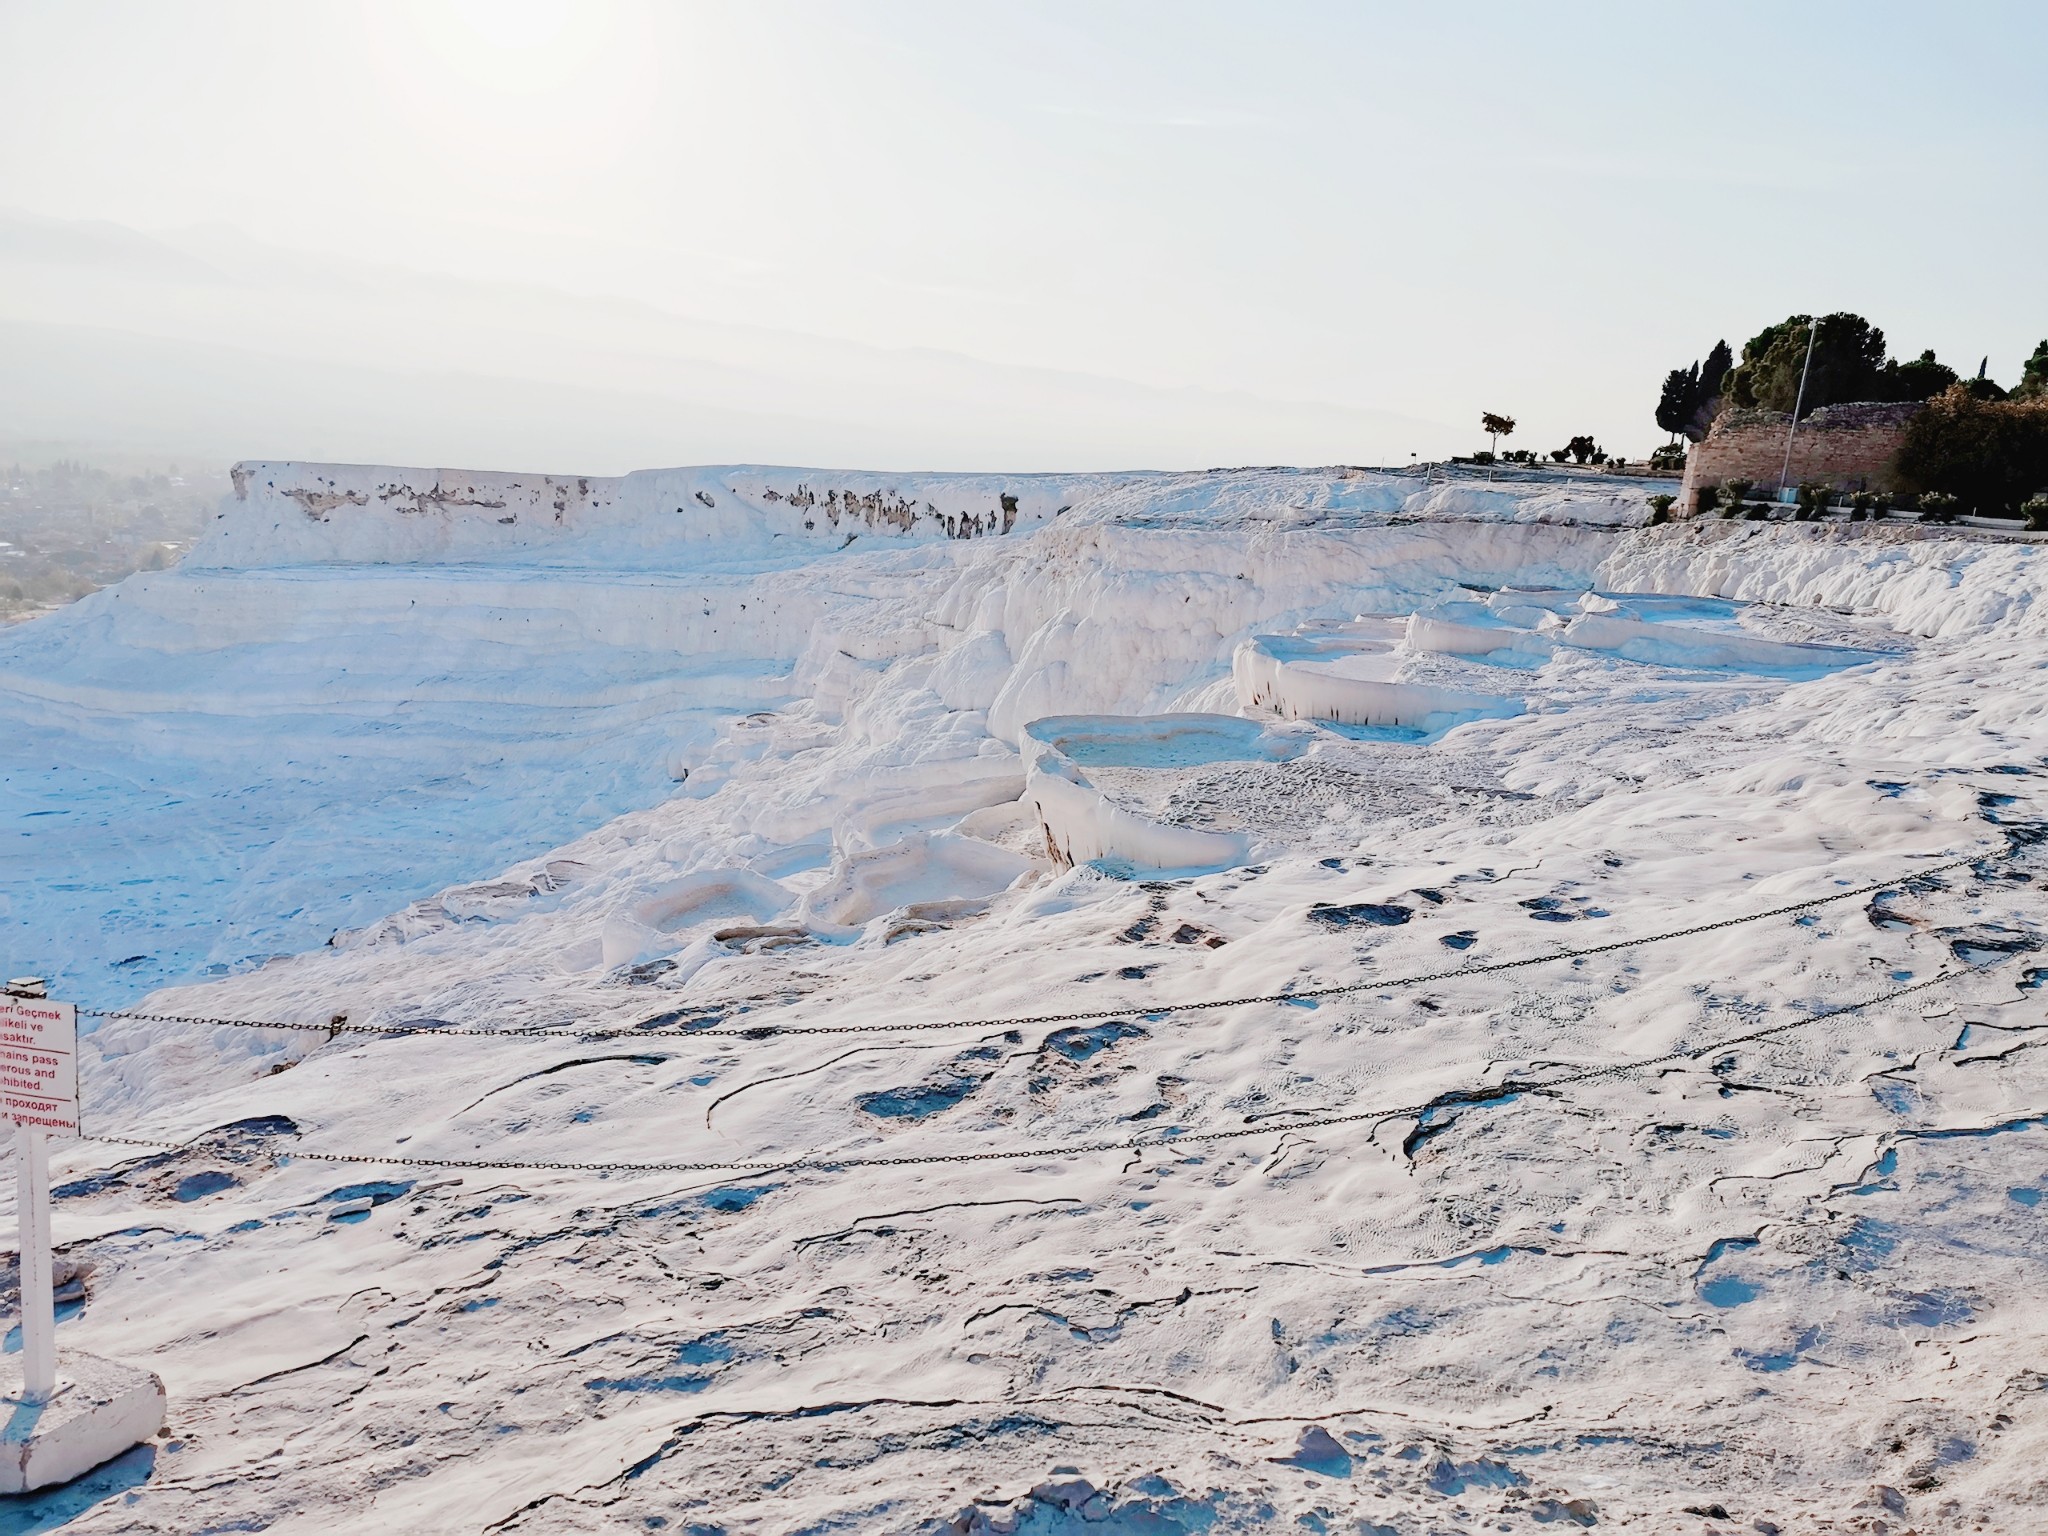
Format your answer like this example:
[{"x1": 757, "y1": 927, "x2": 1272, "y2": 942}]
[
  {"x1": 16, "y1": 1123, "x2": 55, "y2": 1403},
  {"x1": 0, "y1": 981, "x2": 162, "y2": 1487}
]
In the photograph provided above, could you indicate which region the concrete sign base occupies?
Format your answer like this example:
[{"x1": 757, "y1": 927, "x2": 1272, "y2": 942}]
[{"x1": 0, "y1": 1351, "x2": 165, "y2": 1494}]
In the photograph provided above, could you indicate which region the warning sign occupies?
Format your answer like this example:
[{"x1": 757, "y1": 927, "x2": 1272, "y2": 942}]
[{"x1": 0, "y1": 996, "x2": 78, "y2": 1137}]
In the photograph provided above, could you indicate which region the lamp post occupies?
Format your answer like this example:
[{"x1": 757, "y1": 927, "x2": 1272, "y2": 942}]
[{"x1": 1779, "y1": 316, "x2": 1819, "y2": 496}]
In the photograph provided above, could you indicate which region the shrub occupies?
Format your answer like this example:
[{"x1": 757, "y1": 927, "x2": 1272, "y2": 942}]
[
  {"x1": 1720, "y1": 478, "x2": 1754, "y2": 511},
  {"x1": 1918, "y1": 491, "x2": 1960, "y2": 524},
  {"x1": 1744, "y1": 505, "x2": 1770, "y2": 521},
  {"x1": 1647, "y1": 494, "x2": 1676, "y2": 524},
  {"x1": 1649, "y1": 443, "x2": 1686, "y2": 472},
  {"x1": 1471, "y1": 450, "x2": 1495, "y2": 465},
  {"x1": 1796, "y1": 483, "x2": 1833, "y2": 519},
  {"x1": 2024, "y1": 494, "x2": 2048, "y2": 532},
  {"x1": 1849, "y1": 490, "x2": 1876, "y2": 514},
  {"x1": 1895, "y1": 385, "x2": 2048, "y2": 515}
]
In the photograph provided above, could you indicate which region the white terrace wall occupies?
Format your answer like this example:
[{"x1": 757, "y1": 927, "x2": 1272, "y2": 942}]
[{"x1": 197, "y1": 462, "x2": 1105, "y2": 569}]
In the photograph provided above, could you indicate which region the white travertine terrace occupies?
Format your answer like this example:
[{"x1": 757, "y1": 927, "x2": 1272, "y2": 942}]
[{"x1": 9, "y1": 460, "x2": 2048, "y2": 1530}]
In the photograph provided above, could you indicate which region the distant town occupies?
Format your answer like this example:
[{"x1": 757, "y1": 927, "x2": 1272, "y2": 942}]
[{"x1": 0, "y1": 456, "x2": 217, "y2": 622}]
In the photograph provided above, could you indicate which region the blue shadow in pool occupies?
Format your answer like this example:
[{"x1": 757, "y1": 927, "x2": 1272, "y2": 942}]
[
  {"x1": 0, "y1": 1443, "x2": 156, "y2": 1531},
  {"x1": 1700, "y1": 1275, "x2": 1759, "y2": 1308},
  {"x1": 1027, "y1": 713, "x2": 1310, "y2": 769},
  {"x1": 585, "y1": 1336, "x2": 734, "y2": 1395},
  {"x1": 858, "y1": 1073, "x2": 988, "y2": 1120}
]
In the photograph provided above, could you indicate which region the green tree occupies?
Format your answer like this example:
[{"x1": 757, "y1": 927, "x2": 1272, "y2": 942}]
[
  {"x1": 2017, "y1": 340, "x2": 2048, "y2": 400},
  {"x1": 1481, "y1": 412, "x2": 1516, "y2": 458},
  {"x1": 1724, "y1": 313, "x2": 1889, "y2": 417},
  {"x1": 1880, "y1": 349, "x2": 1959, "y2": 403},
  {"x1": 1694, "y1": 339, "x2": 1732, "y2": 436},
  {"x1": 1655, "y1": 366, "x2": 1697, "y2": 443},
  {"x1": 1654, "y1": 339, "x2": 1733, "y2": 444}
]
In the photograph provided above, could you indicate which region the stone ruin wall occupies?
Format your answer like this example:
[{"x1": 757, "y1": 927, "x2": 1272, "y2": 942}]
[{"x1": 1678, "y1": 401, "x2": 1924, "y2": 514}]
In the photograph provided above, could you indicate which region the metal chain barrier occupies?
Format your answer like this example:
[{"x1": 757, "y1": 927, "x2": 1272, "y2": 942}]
[
  {"x1": 737, "y1": 848, "x2": 1996, "y2": 1038},
  {"x1": 87, "y1": 966, "x2": 1971, "y2": 1176},
  {"x1": 77, "y1": 844, "x2": 2005, "y2": 1043}
]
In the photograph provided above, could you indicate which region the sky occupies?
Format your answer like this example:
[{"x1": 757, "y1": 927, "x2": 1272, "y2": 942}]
[{"x1": 2, "y1": 0, "x2": 2045, "y2": 472}]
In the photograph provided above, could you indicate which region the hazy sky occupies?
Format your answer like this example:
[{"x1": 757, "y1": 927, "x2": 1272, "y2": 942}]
[{"x1": 3, "y1": 0, "x2": 2045, "y2": 466}]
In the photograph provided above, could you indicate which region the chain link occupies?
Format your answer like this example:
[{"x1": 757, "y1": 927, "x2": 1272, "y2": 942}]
[
  {"x1": 86, "y1": 967, "x2": 1969, "y2": 1176},
  {"x1": 734, "y1": 848, "x2": 1992, "y2": 1037},
  {"x1": 78, "y1": 1012, "x2": 586, "y2": 1040},
  {"x1": 77, "y1": 845, "x2": 2002, "y2": 1043}
]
